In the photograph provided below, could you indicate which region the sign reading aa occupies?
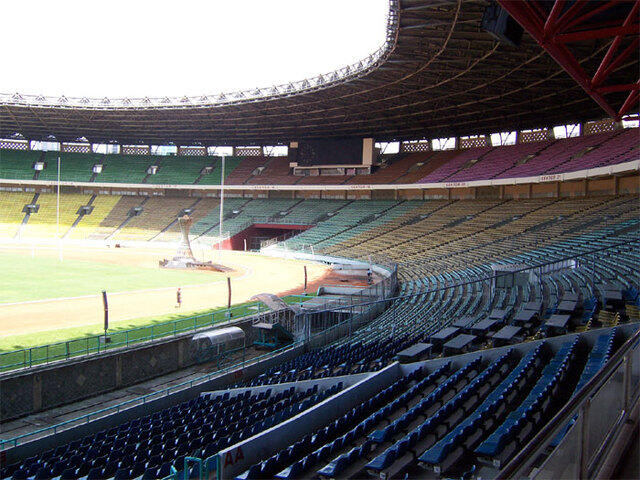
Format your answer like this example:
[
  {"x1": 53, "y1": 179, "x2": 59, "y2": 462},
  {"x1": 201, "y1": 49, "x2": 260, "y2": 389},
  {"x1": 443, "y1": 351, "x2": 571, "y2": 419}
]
[{"x1": 223, "y1": 446, "x2": 244, "y2": 467}]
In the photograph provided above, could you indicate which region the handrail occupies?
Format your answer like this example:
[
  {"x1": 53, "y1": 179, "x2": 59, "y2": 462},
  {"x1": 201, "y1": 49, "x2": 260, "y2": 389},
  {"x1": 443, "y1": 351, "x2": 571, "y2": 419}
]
[
  {"x1": 0, "y1": 294, "x2": 312, "y2": 373},
  {"x1": 300, "y1": 237, "x2": 639, "y2": 317},
  {"x1": 0, "y1": 307, "x2": 363, "y2": 449},
  {"x1": 498, "y1": 323, "x2": 640, "y2": 479}
]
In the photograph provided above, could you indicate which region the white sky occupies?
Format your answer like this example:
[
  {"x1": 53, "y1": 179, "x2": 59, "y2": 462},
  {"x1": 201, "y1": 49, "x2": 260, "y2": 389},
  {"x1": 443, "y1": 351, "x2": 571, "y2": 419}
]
[{"x1": 1, "y1": 0, "x2": 389, "y2": 98}]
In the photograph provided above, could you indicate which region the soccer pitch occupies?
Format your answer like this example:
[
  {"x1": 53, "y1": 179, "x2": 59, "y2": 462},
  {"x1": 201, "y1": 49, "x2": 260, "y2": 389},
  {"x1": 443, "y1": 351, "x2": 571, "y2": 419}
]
[
  {"x1": 0, "y1": 244, "x2": 329, "y2": 358},
  {"x1": 0, "y1": 251, "x2": 224, "y2": 304}
]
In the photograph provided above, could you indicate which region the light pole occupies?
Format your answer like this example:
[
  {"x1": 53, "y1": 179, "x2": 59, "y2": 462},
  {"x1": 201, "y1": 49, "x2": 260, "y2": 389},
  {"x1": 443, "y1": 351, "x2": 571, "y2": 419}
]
[{"x1": 218, "y1": 154, "x2": 226, "y2": 255}]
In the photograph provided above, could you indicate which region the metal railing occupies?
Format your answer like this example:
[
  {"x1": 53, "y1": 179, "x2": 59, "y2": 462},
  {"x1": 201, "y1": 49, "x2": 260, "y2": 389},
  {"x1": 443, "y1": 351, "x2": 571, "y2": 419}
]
[
  {"x1": 0, "y1": 305, "x2": 371, "y2": 450},
  {"x1": 498, "y1": 324, "x2": 640, "y2": 479},
  {"x1": 0, "y1": 295, "x2": 311, "y2": 373},
  {"x1": 297, "y1": 238, "x2": 638, "y2": 327}
]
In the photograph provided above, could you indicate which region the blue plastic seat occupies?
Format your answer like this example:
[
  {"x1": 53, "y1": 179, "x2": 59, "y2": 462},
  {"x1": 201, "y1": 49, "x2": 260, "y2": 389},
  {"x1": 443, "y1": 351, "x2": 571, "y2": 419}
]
[
  {"x1": 86, "y1": 468, "x2": 103, "y2": 480},
  {"x1": 156, "y1": 463, "x2": 173, "y2": 478},
  {"x1": 10, "y1": 469, "x2": 28, "y2": 480}
]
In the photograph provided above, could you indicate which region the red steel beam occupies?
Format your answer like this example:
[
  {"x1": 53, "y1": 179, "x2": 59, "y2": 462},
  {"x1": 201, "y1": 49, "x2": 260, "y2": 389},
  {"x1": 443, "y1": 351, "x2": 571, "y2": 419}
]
[
  {"x1": 499, "y1": 0, "x2": 618, "y2": 118},
  {"x1": 498, "y1": 0, "x2": 639, "y2": 120},
  {"x1": 619, "y1": 83, "x2": 640, "y2": 117},
  {"x1": 556, "y1": 23, "x2": 638, "y2": 43},
  {"x1": 555, "y1": 0, "x2": 588, "y2": 32},
  {"x1": 591, "y1": 2, "x2": 639, "y2": 86},
  {"x1": 561, "y1": 0, "x2": 622, "y2": 32},
  {"x1": 544, "y1": 0, "x2": 565, "y2": 35},
  {"x1": 592, "y1": 38, "x2": 640, "y2": 87},
  {"x1": 596, "y1": 83, "x2": 640, "y2": 94}
]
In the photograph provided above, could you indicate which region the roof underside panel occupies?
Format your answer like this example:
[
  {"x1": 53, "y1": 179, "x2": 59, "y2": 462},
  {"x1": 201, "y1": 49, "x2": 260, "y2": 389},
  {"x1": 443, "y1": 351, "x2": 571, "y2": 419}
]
[{"x1": 0, "y1": 0, "x2": 638, "y2": 145}]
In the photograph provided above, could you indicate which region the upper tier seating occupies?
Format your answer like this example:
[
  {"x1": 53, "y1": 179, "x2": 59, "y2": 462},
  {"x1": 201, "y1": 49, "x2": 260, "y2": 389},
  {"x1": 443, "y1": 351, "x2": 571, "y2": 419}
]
[
  {"x1": 0, "y1": 128, "x2": 637, "y2": 186},
  {"x1": 418, "y1": 146, "x2": 494, "y2": 182},
  {"x1": 197, "y1": 157, "x2": 242, "y2": 185},
  {"x1": 0, "y1": 149, "x2": 41, "y2": 180},
  {"x1": 38, "y1": 152, "x2": 97, "y2": 182},
  {"x1": 145, "y1": 156, "x2": 211, "y2": 185},
  {"x1": 223, "y1": 157, "x2": 268, "y2": 184},
  {"x1": 347, "y1": 151, "x2": 440, "y2": 184},
  {"x1": 246, "y1": 158, "x2": 299, "y2": 185},
  {"x1": 495, "y1": 131, "x2": 619, "y2": 178},
  {"x1": 97, "y1": 156, "x2": 151, "y2": 184}
]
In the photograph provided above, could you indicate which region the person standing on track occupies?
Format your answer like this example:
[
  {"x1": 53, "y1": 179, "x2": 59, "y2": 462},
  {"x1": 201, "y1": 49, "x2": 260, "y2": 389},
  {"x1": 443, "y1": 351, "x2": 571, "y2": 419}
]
[{"x1": 176, "y1": 287, "x2": 182, "y2": 308}]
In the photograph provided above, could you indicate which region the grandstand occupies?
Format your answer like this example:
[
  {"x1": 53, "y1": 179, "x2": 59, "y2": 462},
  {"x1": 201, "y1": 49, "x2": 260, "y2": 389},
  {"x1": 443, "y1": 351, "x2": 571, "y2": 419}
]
[
  {"x1": 20, "y1": 193, "x2": 92, "y2": 239},
  {"x1": 114, "y1": 197, "x2": 199, "y2": 241},
  {"x1": 0, "y1": 191, "x2": 34, "y2": 238},
  {"x1": 0, "y1": 0, "x2": 638, "y2": 479},
  {"x1": 0, "y1": 129, "x2": 637, "y2": 188}
]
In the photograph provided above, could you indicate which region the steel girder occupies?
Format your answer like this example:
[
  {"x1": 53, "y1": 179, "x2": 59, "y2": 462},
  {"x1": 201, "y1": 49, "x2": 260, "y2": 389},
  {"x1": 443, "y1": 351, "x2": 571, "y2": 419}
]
[{"x1": 498, "y1": 0, "x2": 640, "y2": 119}]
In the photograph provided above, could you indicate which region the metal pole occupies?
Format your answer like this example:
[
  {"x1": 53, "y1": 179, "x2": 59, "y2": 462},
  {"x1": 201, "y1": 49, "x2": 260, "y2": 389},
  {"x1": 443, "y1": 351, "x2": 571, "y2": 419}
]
[
  {"x1": 56, "y1": 156, "x2": 60, "y2": 239},
  {"x1": 102, "y1": 290, "x2": 109, "y2": 339},
  {"x1": 218, "y1": 154, "x2": 226, "y2": 253},
  {"x1": 57, "y1": 156, "x2": 62, "y2": 262},
  {"x1": 304, "y1": 266, "x2": 308, "y2": 294}
]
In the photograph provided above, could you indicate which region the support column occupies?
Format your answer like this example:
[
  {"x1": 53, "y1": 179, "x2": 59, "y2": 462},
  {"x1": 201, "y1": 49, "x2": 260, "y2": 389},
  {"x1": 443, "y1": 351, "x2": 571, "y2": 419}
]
[
  {"x1": 528, "y1": 183, "x2": 533, "y2": 199},
  {"x1": 556, "y1": 181, "x2": 561, "y2": 198},
  {"x1": 33, "y1": 374, "x2": 42, "y2": 412},
  {"x1": 614, "y1": 176, "x2": 620, "y2": 195},
  {"x1": 177, "y1": 341, "x2": 185, "y2": 368},
  {"x1": 583, "y1": 178, "x2": 588, "y2": 197},
  {"x1": 115, "y1": 355, "x2": 123, "y2": 387}
]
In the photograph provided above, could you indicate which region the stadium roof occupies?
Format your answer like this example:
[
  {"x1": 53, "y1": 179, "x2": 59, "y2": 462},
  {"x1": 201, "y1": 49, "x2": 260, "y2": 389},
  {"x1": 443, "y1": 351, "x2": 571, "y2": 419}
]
[{"x1": 0, "y1": 0, "x2": 638, "y2": 145}]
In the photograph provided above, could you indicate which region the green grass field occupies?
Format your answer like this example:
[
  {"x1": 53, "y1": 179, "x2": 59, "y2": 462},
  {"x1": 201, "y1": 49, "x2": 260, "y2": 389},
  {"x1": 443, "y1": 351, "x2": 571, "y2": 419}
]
[
  {"x1": 0, "y1": 249, "x2": 313, "y2": 372},
  {"x1": 0, "y1": 295, "x2": 311, "y2": 371},
  {"x1": 0, "y1": 252, "x2": 224, "y2": 303}
]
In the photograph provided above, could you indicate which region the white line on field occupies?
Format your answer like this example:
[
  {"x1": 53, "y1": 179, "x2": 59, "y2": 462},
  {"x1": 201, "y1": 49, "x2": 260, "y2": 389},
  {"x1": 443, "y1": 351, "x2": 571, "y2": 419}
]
[{"x1": 0, "y1": 263, "x2": 253, "y2": 307}]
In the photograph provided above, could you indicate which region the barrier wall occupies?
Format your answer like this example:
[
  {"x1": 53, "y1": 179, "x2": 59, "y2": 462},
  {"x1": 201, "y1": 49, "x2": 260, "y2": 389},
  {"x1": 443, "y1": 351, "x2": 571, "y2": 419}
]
[
  {"x1": 1, "y1": 343, "x2": 306, "y2": 463},
  {"x1": 216, "y1": 364, "x2": 400, "y2": 479},
  {"x1": 0, "y1": 316, "x2": 261, "y2": 422}
]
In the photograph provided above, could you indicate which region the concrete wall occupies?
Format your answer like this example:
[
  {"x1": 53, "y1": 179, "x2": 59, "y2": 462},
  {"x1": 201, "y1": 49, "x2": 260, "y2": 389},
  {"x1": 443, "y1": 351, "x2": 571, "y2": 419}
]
[
  {"x1": 0, "y1": 316, "x2": 261, "y2": 422},
  {"x1": 217, "y1": 364, "x2": 400, "y2": 479},
  {"x1": 3, "y1": 343, "x2": 305, "y2": 465}
]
